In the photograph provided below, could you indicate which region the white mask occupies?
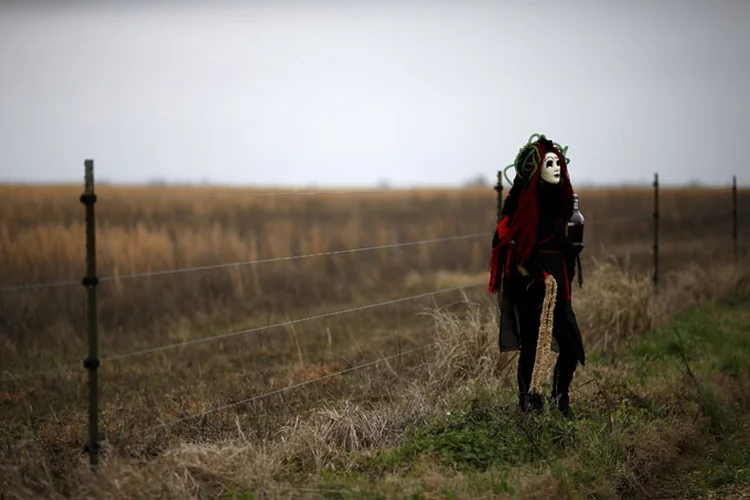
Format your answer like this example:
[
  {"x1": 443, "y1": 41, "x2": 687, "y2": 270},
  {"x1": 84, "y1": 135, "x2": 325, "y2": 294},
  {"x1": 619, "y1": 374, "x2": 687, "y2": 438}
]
[{"x1": 540, "y1": 152, "x2": 561, "y2": 184}]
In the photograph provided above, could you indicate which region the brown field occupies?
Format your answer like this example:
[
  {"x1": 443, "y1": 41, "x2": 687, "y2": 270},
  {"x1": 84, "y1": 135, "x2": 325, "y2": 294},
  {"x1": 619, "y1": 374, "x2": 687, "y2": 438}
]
[{"x1": 0, "y1": 182, "x2": 748, "y2": 498}]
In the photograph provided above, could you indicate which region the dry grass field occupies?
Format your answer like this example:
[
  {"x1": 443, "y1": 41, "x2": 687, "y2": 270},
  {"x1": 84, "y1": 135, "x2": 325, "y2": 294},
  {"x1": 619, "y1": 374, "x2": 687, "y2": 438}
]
[{"x1": 0, "y1": 182, "x2": 748, "y2": 498}]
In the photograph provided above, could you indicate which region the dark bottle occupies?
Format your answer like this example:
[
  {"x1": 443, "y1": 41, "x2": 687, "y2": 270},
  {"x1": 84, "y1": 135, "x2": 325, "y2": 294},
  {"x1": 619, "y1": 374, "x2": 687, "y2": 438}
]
[{"x1": 567, "y1": 193, "x2": 584, "y2": 246}]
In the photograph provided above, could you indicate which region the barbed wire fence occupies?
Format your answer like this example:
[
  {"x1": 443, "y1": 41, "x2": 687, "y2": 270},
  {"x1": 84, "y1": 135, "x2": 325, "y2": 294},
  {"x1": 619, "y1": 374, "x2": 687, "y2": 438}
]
[{"x1": 0, "y1": 161, "x2": 742, "y2": 469}]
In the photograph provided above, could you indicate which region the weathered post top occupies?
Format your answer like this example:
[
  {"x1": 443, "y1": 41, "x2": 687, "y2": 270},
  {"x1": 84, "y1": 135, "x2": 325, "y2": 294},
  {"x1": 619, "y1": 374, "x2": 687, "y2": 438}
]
[
  {"x1": 84, "y1": 159, "x2": 94, "y2": 191},
  {"x1": 495, "y1": 171, "x2": 503, "y2": 224}
]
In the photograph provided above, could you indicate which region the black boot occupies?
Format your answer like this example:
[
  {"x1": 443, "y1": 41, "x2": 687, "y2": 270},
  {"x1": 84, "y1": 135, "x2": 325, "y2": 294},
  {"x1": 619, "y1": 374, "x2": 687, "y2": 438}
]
[
  {"x1": 517, "y1": 349, "x2": 534, "y2": 413},
  {"x1": 524, "y1": 392, "x2": 545, "y2": 414},
  {"x1": 554, "y1": 393, "x2": 575, "y2": 420},
  {"x1": 552, "y1": 344, "x2": 578, "y2": 420}
]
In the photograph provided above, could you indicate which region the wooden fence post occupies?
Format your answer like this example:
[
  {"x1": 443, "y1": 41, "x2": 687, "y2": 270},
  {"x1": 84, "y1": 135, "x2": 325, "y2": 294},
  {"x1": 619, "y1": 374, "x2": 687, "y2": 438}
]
[
  {"x1": 495, "y1": 171, "x2": 504, "y2": 223},
  {"x1": 81, "y1": 159, "x2": 100, "y2": 469},
  {"x1": 653, "y1": 172, "x2": 659, "y2": 294},
  {"x1": 733, "y1": 175, "x2": 738, "y2": 263},
  {"x1": 493, "y1": 171, "x2": 504, "y2": 312}
]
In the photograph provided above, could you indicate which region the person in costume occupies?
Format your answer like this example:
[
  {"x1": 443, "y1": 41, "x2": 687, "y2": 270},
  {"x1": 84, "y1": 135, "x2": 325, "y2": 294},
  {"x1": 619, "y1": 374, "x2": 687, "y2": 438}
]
[{"x1": 488, "y1": 134, "x2": 585, "y2": 419}]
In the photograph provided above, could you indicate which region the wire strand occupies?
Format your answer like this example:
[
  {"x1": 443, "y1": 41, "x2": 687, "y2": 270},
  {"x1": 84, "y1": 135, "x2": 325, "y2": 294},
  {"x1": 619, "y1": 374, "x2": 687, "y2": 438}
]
[
  {"x1": 0, "y1": 282, "x2": 484, "y2": 382},
  {"x1": 0, "y1": 278, "x2": 81, "y2": 293},
  {"x1": 0, "y1": 187, "x2": 422, "y2": 202},
  {"x1": 586, "y1": 215, "x2": 650, "y2": 226},
  {"x1": 102, "y1": 188, "x2": 423, "y2": 201},
  {"x1": 103, "y1": 282, "x2": 484, "y2": 362},
  {"x1": 136, "y1": 344, "x2": 432, "y2": 436},
  {"x1": 0, "y1": 363, "x2": 82, "y2": 382},
  {"x1": 0, "y1": 233, "x2": 492, "y2": 293}
]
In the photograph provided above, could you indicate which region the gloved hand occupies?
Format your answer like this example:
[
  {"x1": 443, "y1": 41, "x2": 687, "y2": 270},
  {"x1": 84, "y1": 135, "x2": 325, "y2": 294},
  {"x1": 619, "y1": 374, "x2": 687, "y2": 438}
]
[
  {"x1": 564, "y1": 243, "x2": 584, "y2": 289},
  {"x1": 566, "y1": 242, "x2": 584, "y2": 257}
]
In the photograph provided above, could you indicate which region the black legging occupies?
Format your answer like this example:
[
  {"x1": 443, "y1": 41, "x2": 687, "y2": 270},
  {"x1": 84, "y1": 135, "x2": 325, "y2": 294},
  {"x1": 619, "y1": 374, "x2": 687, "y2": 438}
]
[{"x1": 516, "y1": 300, "x2": 579, "y2": 407}]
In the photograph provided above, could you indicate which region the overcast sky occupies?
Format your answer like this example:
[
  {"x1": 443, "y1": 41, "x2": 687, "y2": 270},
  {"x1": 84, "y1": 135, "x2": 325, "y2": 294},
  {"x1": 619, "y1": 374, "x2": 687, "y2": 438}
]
[{"x1": 1, "y1": 0, "x2": 748, "y2": 187}]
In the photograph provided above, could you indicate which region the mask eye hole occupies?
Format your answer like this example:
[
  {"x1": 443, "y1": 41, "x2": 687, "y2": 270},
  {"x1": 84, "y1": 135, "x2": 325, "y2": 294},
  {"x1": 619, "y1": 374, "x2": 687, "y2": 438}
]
[{"x1": 546, "y1": 160, "x2": 553, "y2": 168}]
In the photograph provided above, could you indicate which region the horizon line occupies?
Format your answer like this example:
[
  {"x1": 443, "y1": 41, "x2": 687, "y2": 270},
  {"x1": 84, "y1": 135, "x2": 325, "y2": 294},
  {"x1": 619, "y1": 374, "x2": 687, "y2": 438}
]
[{"x1": 0, "y1": 179, "x2": 739, "y2": 190}]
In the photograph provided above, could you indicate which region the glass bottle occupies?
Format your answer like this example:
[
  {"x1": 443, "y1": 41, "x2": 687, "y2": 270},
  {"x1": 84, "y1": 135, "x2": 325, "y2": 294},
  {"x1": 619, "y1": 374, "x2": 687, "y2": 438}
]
[{"x1": 567, "y1": 193, "x2": 585, "y2": 246}]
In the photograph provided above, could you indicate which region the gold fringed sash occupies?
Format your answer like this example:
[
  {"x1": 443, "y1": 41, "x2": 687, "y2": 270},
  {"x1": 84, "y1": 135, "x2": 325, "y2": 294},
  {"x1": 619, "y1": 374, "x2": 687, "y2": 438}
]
[{"x1": 529, "y1": 275, "x2": 557, "y2": 395}]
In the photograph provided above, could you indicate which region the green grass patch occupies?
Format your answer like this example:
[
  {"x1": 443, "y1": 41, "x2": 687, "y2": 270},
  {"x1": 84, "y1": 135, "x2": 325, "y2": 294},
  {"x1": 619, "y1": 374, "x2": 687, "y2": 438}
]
[{"x1": 314, "y1": 293, "x2": 750, "y2": 498}]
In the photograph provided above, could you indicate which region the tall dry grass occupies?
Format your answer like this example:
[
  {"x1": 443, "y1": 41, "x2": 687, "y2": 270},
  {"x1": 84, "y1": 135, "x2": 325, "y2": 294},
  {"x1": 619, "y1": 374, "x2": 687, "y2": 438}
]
[{"x1": 1, "y1": 185, "x2": 745, "y2": 356}]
